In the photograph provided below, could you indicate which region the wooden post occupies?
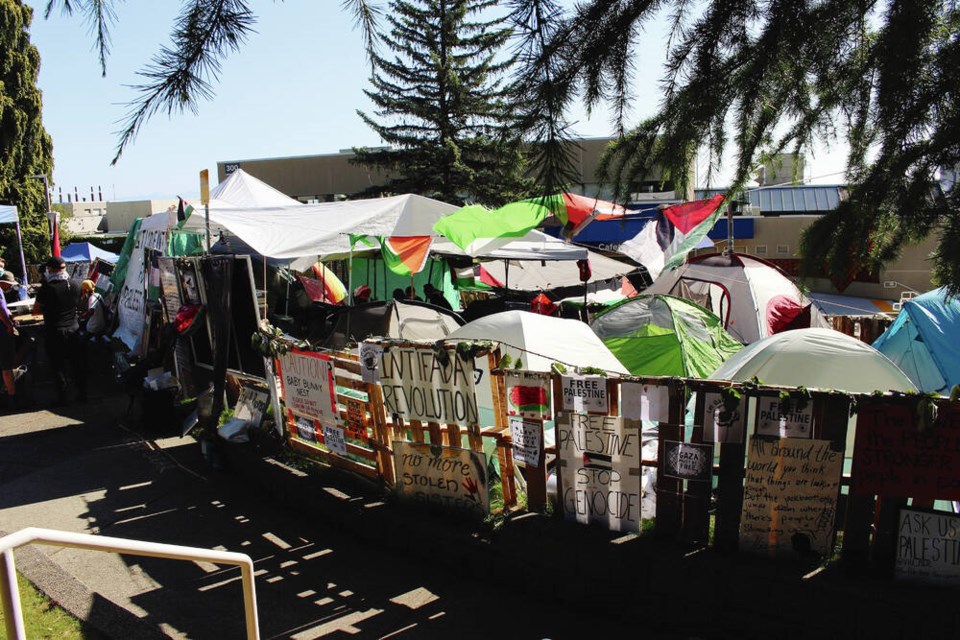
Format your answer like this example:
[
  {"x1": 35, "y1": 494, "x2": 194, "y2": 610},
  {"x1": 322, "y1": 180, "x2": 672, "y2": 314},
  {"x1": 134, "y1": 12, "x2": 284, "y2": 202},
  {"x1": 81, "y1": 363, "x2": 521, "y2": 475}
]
[
  {"x1": 683, "y1": 386, "x2": 711, "y2": 546},
  {"x1": 714, "y1": 385, "x2": 748, "y2": 552},
  {"x1": 656, "y1": 379, "x2": 685, "y2": 539}
]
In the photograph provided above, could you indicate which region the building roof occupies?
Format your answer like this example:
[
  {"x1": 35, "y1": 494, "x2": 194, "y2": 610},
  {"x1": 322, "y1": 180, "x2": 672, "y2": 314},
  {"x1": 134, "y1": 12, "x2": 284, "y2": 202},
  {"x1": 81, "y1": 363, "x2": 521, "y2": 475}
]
[{"x1": 696, "y1": 185, "x2": 843, "y2": 213}]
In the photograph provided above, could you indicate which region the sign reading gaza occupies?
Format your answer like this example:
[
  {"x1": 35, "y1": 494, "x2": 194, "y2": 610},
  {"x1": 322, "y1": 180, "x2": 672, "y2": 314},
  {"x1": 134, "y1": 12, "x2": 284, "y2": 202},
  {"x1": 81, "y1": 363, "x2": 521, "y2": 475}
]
[{"x1": 378, "y1": 344, "x2": 479, "y2": 425}]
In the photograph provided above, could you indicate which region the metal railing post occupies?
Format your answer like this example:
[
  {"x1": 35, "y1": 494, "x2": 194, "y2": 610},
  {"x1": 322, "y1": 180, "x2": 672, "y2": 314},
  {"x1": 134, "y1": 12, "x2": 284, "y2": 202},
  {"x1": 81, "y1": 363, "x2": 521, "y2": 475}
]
[{"x1": 0, "y1": 549, "x2": 26, "y2": 640}]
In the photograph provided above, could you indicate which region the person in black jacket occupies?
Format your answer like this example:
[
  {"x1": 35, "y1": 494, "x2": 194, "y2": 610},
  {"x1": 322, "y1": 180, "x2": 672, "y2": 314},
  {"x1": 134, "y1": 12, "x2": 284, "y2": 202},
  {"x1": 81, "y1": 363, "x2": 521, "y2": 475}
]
[
  {"x1": 423, "y1": 283, "x2": 452, "y2": 310},
  {"x1": 33, "y1": 256, "x2": 86, "y2": 404}
]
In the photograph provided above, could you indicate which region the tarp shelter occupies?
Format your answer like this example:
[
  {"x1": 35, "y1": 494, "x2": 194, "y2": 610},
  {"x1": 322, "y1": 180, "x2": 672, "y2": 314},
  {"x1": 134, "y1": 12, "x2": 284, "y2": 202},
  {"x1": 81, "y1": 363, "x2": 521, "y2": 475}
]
[
  {"x1": 709, "y1": 328, "x2": 918, "y2": 394},
  {"x1": 644, "y1": 252, "x2": 828, "y2": 344},
  {"x1": 61, "y1": 242, "x2": 119, "y2": 263},
  {"x1": 447, "y1": 310, "x2": 628, "y2": 374},
  {"x1": 475, "y1": 249, "x2": 635, "y2": 291},
  {"x1": 591, "y1": 294, "x2": 743, "y2": 377},
  {"x1": 208, "y1": 168, "x2": 302, "y2": 208},
  {"x1": 872, "y1": 287, "x2": 960, "y2": 394},
  {"x1": 0, "y1": 204, "x2": 29, "y2": 287}
]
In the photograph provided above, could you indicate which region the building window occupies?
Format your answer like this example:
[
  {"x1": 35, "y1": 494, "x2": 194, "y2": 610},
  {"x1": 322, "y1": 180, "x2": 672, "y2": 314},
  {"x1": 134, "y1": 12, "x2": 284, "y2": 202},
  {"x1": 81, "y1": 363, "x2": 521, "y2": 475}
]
[
  {"x1": 755, "y1": 245, "x2": 767, "y2": 256},
  {"x1": 777, "y1": 244, "x2": 790, "y2": 255}
]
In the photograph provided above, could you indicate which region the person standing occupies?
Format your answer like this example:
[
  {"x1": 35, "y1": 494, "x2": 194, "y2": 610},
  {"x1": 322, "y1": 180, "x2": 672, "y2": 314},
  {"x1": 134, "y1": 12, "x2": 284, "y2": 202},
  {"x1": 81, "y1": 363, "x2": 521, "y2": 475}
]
[
  {"x1": 79, "y1": 280, "x2": 108, "y2": 336},
  {"x1": 33, "y1": 256, "x2": 86, "y2": 404},
  {"x1": 0, "y1": 270, "x2": 19, "y2": 411}
]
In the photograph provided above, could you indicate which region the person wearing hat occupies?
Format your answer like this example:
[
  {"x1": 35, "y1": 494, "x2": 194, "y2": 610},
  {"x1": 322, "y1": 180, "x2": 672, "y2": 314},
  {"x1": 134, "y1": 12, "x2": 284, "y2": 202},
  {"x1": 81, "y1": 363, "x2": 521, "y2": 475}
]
[
  {"x1": 32, "y1": 256, "x2": 86, "y2": 404},
  {"x1": 0, "y1": 269, "x2": 19, "y2": 410},
  {"x1": 79, "y1": 279, "x2": 108, "y2": 336}
]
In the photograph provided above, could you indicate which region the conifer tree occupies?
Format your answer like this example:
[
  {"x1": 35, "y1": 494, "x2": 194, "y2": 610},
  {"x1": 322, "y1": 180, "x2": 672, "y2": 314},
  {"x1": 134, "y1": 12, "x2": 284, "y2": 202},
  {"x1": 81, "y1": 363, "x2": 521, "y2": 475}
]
[
  {"x1": 0, "y1": 0, "x2": 54, "y2": 270},
  {"x1": 353, "y1": 0, "x2": 529, "y2": 206}
]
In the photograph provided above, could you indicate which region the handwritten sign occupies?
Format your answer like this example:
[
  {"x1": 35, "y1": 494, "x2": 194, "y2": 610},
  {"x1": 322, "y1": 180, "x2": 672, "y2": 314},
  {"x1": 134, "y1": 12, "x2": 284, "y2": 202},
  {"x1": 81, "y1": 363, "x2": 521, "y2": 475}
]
[
  {"x1": 379, "y1": 345, "x2": 478, "y2": 425},
  {"x1": 663, "y1": 441, "x2": 712, "y2": 482},
  {"x1": 620, "y1": 382, "x2": 668, "y2": 422},
  {"x1": 556, "y1": 413, "x2": 642, "y2": 532},
  {"x1": 322, "y1": 424, "x2": 347, "y2": 455},
  {"x1": 344, "y1": 398, "x2": 369, "y2": 441},
  {"x1": 509, "y1": 417, "x2": 542, "y2": 467},
  {"x1": 393, "y1": 441, "x2": 489, "y2": 516},
  {"x1": 278, "y1": 349, "x2": 338, "y2": 427},
  {"x1": 560, "y1": 375, "x2": 608, "y2": 414},
  {"x1": 505, "y1": 371, "x2": 552, "y2": 420},
  {"x1": 853, "y1": 403, "x2": 960, "y2": 500},
  {"x1": 741, "y1": 437, "x2": 843, "y2": 557},
  {"x1": 359, "y1": 342, "x2": 382, "y2": 383},
  {"x1": 895, "y1": 507, "x2": 960, "y2": 585},
  {"x1": 234, "y1": 385, "x2": 269, "y2": 428},
  {"x1": 755, "y1": 396, "x2": 814, "y2": 439},
  {"x1": 292, "y1": 414, "x2": 318, "y2": 444},
  {"x1": 702, "y1": 392, "x2": 745, "y2": 443}
]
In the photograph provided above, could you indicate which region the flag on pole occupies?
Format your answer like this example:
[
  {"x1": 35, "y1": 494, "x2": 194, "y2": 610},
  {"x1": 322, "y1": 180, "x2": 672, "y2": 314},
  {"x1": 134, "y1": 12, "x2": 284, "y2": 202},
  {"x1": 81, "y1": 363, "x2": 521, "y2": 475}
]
[
  {"x1": 176, "y1": 197, "x2": 195, "y2": 228},
  {"x1": 618, "y1": 194, "x2": 725, "y2": 280},
  {"x1": 379, "y1": 236, "x2": 432, "y2": 275},
  {"x1": 433, "y1": 201, "x2": 551, "y2": 256},
  {"x1": 524, "y1": 193, "x2": 628, "y2": 239}
]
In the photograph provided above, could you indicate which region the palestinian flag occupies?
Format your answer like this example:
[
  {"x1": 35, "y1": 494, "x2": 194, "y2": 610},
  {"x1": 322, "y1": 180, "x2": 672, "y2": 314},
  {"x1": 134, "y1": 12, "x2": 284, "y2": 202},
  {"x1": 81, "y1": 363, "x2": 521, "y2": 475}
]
[
  {"x1": 433, "y1": 201, "x2": 551, "y2": 256},
  {"x1": 176, "y1": 197, "x2": 194, "y2": 228},
  {"x1": 582, "y1": 452, "x2": 613, "y2": 471},
  {"x1": 523, "y1": 193, "x2": 628, "y2": 239},
  {"x1": 379, "y1": 236, "x2": 432, "y2": 276},
  {"x1": 618, "y1": 194, "x2": 725, "y2": 280}
]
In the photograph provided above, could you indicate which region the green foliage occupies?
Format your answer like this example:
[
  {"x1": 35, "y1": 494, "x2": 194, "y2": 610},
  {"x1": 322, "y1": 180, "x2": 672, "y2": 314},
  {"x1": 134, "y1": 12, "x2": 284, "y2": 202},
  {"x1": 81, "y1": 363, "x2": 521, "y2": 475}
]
[
  {"x1": 0, "y1": 0, "x2": 54, "y2": 272},
  {"x1": 0, "y1": 573, "x2": 104, "y2": 639},
  {"x1": 352, "y1": 0, "x2": 532, "y2": 206}
]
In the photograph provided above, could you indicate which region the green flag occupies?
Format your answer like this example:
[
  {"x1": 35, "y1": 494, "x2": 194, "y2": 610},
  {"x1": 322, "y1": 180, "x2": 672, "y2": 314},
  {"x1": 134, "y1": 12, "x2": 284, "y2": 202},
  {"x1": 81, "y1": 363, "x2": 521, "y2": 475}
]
[{"x1": 433, "y1": 201, "x2": 551, "y2": 256}]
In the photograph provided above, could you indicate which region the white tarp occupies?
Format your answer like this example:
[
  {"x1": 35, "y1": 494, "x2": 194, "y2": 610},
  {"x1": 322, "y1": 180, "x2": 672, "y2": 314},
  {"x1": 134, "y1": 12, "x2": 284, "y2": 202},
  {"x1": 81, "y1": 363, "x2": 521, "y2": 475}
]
[
  {"x1": 0, "y1": 204, "x2": 17, "y2": 224},
  {"x1": 431, "y1": 229, "x2": 588, "y2": 261},
  {"x1": 208, "y1": 168, "x2": 302, "y2": 208},
  {"x1": 478, "y1": 249, "x2": 633, "y2": 289},
  {"x1": 182, "y1": 193, "x2": 458, "y2": 259}
]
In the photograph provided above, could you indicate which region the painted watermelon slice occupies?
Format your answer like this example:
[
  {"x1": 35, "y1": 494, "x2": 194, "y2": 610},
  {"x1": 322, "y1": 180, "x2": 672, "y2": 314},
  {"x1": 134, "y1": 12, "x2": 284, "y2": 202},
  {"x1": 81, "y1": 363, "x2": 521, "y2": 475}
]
[{"x1": 509, "y1": 385, "x2": 549, "y2": 414}]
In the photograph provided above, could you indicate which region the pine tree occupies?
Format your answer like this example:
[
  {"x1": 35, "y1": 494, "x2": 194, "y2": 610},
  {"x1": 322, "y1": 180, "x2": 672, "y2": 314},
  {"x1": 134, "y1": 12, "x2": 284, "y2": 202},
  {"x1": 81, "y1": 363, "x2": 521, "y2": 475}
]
[
  {"x1": 353, "y1": 0, "x2": 529, "y2": 206},
  {"x1": 0, "y1": 0, "x2": 54, "y2": 271}
]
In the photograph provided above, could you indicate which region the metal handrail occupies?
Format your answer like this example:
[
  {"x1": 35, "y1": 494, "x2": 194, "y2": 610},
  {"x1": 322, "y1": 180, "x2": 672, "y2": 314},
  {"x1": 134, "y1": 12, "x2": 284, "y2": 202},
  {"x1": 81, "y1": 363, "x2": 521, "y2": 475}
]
[{"x1": 0, "y1": 527, "x2": 259, "y2": 640}]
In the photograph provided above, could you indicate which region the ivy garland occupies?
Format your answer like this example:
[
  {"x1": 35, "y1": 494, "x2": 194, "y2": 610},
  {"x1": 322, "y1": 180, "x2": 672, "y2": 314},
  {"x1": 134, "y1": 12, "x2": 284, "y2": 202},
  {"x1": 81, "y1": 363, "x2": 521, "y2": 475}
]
[
  {"x1": 720, "y1": 386, "x2": 742, "y2": 413},
  {"x1": 778, "y1": 386, "x2": 811, "y2": 415}
]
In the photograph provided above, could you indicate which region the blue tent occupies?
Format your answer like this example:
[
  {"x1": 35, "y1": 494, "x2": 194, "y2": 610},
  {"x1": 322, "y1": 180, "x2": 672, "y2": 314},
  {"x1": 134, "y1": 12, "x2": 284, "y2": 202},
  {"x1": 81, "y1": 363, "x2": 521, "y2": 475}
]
[
  {"x1": 60, "y1": 242, "x2": 119, "y2": 264},
  {"x1": 872, "y1": 287, "x2": 960, "y2": 394}
]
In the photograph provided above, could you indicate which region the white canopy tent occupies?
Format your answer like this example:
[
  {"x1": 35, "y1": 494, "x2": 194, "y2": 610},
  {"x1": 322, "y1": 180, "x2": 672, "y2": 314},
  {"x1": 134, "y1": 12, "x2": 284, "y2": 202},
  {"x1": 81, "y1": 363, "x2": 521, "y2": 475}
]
[
  {"x1": 207, "y1": 168, "x2": 302, "y2": 208},
  {"x1": 0, "y1": 204, "x2": 30, "y2": 288}
]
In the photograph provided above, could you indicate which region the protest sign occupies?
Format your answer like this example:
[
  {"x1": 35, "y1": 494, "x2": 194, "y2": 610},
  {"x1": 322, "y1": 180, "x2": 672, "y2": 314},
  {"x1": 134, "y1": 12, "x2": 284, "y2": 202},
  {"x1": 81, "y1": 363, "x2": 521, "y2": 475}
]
[
  {"x1": 505, "y1": 371, "x2": 552, "y2": 420},
  {"x1": 278, "y1": 349, "x2": 338, "y2": 427},
  {"x1": 895, "y1": 507, "x2": 960, "y2": 585},
  {"x1": 292, "y1": 414, "x2": 319, "y2": 444},
  {"x1": 234, "y1": 385, "x2": 270, "y2": 428},
  {"x1": 702, "y1": 392, "x2": 745, "y2": 443},
  {"x1": 741, "y1": 437, "x2": 842, "y2": 557},
  {"x1": 379, "y1": 345, "x2": 478, "y2": 425},
  {"x1": 663, "y1": 441, "x2": 712, "y2": 481},
  {"x1": 359, "y1": 342, "x2": 382, "y2": 383},
  {"x1": 393, "y1": 441, "x2": 489, "y2": 516},
  {"x1": 560, "y1": 375, "x2": 608, "y2": 414},
  {"x1": 323, "y1": 424, "x2": 348, "y2": 455},
  {"x1": 620, "y1": 382, "x2": 668, "y2": 422},
  {"x1": 344, "y1": 398, "x2": 369, "y2": 441},
  {"x1": 755, "y1": 396, "x2": 814, "y2": 438},
  {"x1": 509, "y1": 417, "x2": 543, "y2": 467},
  {"x1": 557, "y1": 413, "x2": 642, "y2": 532}
]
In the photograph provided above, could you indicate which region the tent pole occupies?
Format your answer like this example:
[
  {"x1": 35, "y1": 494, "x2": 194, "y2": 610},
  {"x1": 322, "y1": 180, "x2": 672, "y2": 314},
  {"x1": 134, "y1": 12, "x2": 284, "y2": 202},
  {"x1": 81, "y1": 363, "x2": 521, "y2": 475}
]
[{"x1": 262, "y1": 256, "x2": 267, "y2": 322}]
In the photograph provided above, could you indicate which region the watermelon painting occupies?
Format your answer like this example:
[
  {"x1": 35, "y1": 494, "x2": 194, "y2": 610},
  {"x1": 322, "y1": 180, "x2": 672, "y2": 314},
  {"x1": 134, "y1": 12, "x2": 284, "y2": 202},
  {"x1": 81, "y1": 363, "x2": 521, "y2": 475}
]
[{"x1": 505, "y1": 372, "x2": 551, "y2": 419}]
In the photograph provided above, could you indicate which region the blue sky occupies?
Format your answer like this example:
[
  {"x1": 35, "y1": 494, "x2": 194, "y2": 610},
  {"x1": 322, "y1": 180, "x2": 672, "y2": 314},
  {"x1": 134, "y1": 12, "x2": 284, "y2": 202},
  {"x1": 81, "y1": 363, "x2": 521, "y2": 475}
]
[{"x1": 26, "y1": 2, "x2": 847, "y2": 203}]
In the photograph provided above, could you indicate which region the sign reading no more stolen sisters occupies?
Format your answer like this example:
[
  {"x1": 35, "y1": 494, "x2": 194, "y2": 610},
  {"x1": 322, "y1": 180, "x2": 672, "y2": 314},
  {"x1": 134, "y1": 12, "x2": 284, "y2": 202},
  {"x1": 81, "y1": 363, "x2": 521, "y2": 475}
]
[
  {"x1": 557, "y1": 412, "x2": 642, "y2": 533},
  {"x1": 393, "y1": 441, "x2": 489, "y2": 517},
  {"x1": 378, "y1": 344, "x2": 479, "y2": 425}
]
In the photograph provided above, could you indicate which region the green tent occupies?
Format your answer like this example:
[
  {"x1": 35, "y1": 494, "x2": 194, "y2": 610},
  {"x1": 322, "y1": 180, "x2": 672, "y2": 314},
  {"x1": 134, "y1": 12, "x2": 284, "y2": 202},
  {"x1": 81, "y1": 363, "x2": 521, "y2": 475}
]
[{"x1": 590, "y1": 294, "x2": 743, "y2": 377}]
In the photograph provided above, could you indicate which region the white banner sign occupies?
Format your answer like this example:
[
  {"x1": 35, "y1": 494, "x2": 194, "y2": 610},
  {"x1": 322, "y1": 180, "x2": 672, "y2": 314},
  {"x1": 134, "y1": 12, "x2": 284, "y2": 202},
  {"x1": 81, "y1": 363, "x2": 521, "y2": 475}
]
[
  {"x1": 560, "y1": 375, "x2": 608, "y2": 414},
  {"x1": 323, "y1": 424, "x2": 347, "y2": 455},
  {"x1": 279, "y1": 349, "x2": 338, "y2": 427},
  {"x1": 509, "y1": 417, "x2": 543, "y2": 467},
  {"x1": 620, "y1": 382, "x2": 668, "y2": 422},
  {"x1": 896, "y1": 508, "x2": 960, "y2": 585},
  {"x1": 756, "y1": 396, "x2": 814, "y2": 439},
  {"x1": 557, "y1": 413, "x2": 642, "y2": 533},
  {"x1": 379, "y1": 345, "x2": 478, "y2": 425},
  {"x1": 702, "y1": 392, "x2": 746, "y2": 443},
  {"x1": 359, "y1": 342, "x2": 382, "y2": 383},
  {"x1": 394, "y1": 441, "x2": 489, "y2": 516},
  {"x1": 115, "y1": 225, "x2": 168, "y2": 352}
]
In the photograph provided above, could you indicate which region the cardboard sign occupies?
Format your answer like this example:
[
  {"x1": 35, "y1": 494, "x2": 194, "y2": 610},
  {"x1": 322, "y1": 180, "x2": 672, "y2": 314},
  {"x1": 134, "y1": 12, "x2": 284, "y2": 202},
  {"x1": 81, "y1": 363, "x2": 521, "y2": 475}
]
[
  {"x1": 853, "y1": 403, "x2": 960, "y2": 500},
  {"x1": 755, "y1": 396, "x2": 814, "y2": 439},
  {"x1": 359, "y1": 342, "x2": 382, "y2": 384},
  {"x1": 702, "y1": 392, "x2": 746, "y2": 443},
  {"x1": 322, "y1": 424, "x2": 347, "y2": 455},
  {"x1": 505, "y1": 371, "x2": 552, "y2": 420},
  {"x1": 560, "y1": 375, "x2": 608, "y2": 414},
  {"x1": 278, "y1": 349, "x2": 338, "y2": 427},
  {"x1": 663, "y1": 441, "x2": 712, "y2": 482},
  {"x1": 234, "y1": 385, "x2": 270, "y2": 428},
  {"x1": 556, "y1": 413, "x2": 642, "y2": 533},
  {"x1": 379, "y1": 345, "x2": 478, "y2": 425},
  {"x1": 344, "y1": 398, "x2": 369, "y2": 441},
  {"x1": 895, "y1": 507, "x2": 960, "y2": 585},
  {"x1": 620, "y1": 382, "x2": 668, "y2": 422},
  {"x1": 393, "y1": 441, "x2": 489, "y2": 516},
  {"x1": 741, "y1": 437, "x2": 843, "y2": 557},
  {"x1": 509, "y1": 417, "x2": 543, "y2": 467},
  {"x1": 292, "y1": 414, "x2": 318, "y2": 443}
]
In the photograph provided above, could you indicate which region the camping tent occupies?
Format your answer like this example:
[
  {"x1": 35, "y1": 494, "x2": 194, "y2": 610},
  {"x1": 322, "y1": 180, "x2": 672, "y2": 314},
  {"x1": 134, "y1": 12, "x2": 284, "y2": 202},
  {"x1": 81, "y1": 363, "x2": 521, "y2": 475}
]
[
  {"x1": 644, "y1": 252, "x2": 828, "y2": 344},
  {"x1": 709, "y1": 328, "x2": 918, "y2": 394},
  {"x1": 872, "y1": 287, "x2": 960, "y2": 394},
  {"x1": 590, "y1": 294, "x2": 743, "y2": 377},
  {"x1": 61, "y1": 242, "x2": 120, "y2": 263},
  {"x1": 447, "y1": 310, "x2": 628, "y2": 374}
]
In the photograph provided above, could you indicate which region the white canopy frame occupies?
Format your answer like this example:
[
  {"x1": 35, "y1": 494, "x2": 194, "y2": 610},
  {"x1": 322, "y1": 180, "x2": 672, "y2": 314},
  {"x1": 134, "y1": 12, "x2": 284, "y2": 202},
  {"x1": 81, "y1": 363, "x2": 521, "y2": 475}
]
[{"x1": 0, "y1": 205, "x2": 29, "y2": 288}]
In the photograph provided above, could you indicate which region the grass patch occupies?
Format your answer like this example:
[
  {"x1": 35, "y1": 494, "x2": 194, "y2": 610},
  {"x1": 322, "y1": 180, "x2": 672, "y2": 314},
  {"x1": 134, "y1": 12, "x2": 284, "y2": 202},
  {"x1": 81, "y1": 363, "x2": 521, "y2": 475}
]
[{"x1": 0, "y1": 573, "x2": 105, "y2": 639}]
